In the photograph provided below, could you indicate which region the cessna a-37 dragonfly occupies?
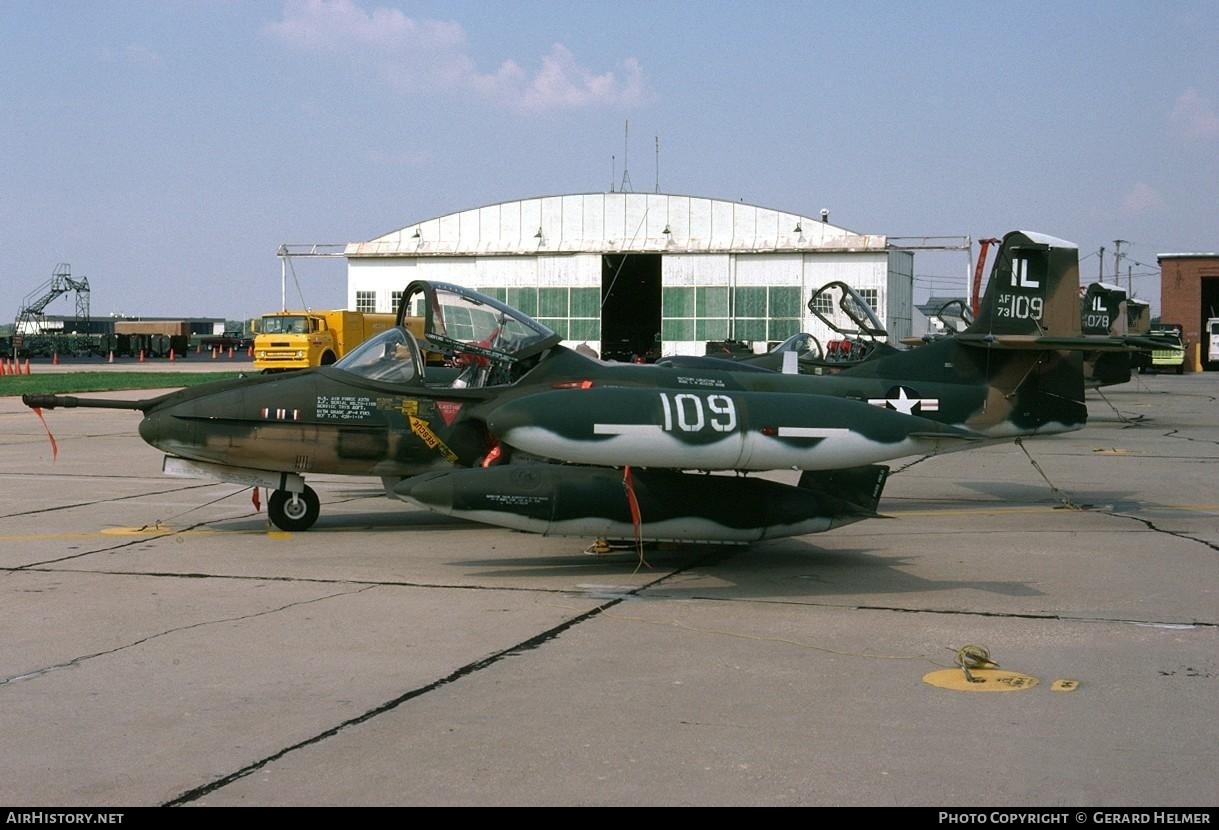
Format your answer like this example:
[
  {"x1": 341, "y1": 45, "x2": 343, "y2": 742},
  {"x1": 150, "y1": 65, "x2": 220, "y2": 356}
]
[{"x1": 25, "y1": 230, "x2": 1135, "y2": 543}]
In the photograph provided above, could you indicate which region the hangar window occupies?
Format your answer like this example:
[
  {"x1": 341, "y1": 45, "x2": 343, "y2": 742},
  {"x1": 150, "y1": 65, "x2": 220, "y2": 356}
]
[
  {"x1": 571, "y1": 287, "x2": 600, "y2": 317},
  {"x1": 356, "y1": 291, "x2": 377, "y2": 313},
  {"x1": 570, "y1": 318, "x2": 600, "y2": 340},
  {"x1": 730, "y1": 286, "x2": 803, "y2": 344},
  {"x1": 506, "y1": 287, "x2": 538, "y2": 317},
  {"x1": 697, "y1": 287, "x2": 729, "y2": 317},
  {"x1": 663, "y1": 287, "x2": 694, "y2": 317},
  {"x1": 539, "y1": 288, "x2": 568, "y2": 318}
]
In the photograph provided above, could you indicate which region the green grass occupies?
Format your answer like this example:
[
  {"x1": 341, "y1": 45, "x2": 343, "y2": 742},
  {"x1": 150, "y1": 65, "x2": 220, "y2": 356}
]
[{"x1": 0, "y1": 372, "x2": 244, "y2": 397}]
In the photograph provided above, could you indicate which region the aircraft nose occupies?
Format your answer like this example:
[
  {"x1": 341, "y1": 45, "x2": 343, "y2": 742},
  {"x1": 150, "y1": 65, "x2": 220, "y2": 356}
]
[
  {"x1": 137, "y1": 409, "x2": 166, "y2": 449},
  {"x1": 138, "y1": 407, "x2": 193, "y2": 454}
]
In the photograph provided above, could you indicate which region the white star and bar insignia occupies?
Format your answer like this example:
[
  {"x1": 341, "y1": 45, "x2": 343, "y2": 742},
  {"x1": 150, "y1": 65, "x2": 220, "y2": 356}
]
[{"x1": 867, "y1": 386, "x2": 939, "y2": 415}]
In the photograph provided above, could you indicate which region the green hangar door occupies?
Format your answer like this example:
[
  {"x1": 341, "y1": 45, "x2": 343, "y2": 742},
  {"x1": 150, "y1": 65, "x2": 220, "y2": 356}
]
[{"x1": 601, "y1": 254, "x2": 662, "y2": 362}]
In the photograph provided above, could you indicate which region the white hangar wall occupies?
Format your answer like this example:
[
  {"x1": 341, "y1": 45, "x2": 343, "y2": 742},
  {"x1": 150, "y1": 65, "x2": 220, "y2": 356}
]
[{"x1": 345, "y1": 193, "x2": 913, "y2": 357}]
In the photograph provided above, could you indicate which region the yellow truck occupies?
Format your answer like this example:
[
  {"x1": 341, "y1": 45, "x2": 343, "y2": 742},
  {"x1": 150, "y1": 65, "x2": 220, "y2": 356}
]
[{"x1": 253, "y1": 310, "x2": 397, "y2": 371}]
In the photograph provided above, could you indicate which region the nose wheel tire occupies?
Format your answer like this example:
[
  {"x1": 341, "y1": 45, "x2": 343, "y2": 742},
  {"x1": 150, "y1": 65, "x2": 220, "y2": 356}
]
[{"x1": 268, "y1": 485, "x2": 320, "y2": 531}]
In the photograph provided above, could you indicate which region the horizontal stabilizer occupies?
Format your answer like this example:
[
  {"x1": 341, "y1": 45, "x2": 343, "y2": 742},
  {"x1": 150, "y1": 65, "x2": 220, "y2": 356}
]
[{"x1": 954, "y1": 334, "x2": 1156, "y2": 352}]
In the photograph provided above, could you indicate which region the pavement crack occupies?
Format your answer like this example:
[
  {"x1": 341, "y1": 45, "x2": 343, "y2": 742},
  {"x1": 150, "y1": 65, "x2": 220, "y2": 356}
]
[
  {"x1": 665, "y1": 593, "x2": 1216, "y2": 628},
  {"x1": 12, "y1": 518, "x2": 220, "y2": 569},
  {"x1": 1103, "y1": 509, "x2": 1219, "y2": 555},
  {"x1": 5, "y1": 565, "x2": 626, "y2": 596},
  {"x1": 0, "y1": 585, "x2": 378, "y2": 688},
  {"x1": 162, "y1": 552, "x2": 722, "y2": 806},
  {"x1": 0, "y1": 482, "x2": 218, "y2": 522},
  {"x1": 1160, "y1": 428, "x2": 1219, "y2": 448}
]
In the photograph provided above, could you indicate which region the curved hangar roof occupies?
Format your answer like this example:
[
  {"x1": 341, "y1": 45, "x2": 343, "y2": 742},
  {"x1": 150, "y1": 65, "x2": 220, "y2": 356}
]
[{"x1": 345, "y1": 193, "x2": 886, "y2": 257}]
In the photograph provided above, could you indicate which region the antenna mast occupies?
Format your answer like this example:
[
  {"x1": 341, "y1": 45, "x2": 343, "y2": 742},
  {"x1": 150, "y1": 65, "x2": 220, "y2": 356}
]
[{"x1": 619, "y1": 120, "x2": 633, "y2": 192}]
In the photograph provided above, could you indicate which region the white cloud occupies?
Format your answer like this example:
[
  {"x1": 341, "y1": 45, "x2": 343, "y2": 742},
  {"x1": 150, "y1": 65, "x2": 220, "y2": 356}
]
[
  {"x1": 267, "y1": 0, "x2": 647, "y2": 113},
  {"x1": 1121, "y1": 181, "x2": 1165, "y2": 215},
  {"x1": 1170, "y1": 88, "x2": 1219, "y2": 141},
  {"x1": 123, "y1": 44, "x2": 162, "y2": 66}
]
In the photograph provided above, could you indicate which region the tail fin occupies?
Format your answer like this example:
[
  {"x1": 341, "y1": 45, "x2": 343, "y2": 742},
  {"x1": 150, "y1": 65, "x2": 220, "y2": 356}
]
[
  {"x1": 967, "y1": 230, "x2": 1080, "y2": 339},
  {"x1": 842, "y1": 230, "x2": 1088, "y2": 434},
  {"x1": 1082, "y1": 282, "x2": 1129, "y2": 335}
]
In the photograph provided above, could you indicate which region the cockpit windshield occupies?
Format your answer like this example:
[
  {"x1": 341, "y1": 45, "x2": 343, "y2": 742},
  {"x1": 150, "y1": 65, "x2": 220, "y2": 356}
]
[
  {"x1": 397, "y1": 281, "x2": 560, "y2": 363},
  {"x1": 767, "y1": 332, "x2": 823, "y2": 360},
  {"x1": 806, "y1": 282, "x2": 888, "y2": 339},
  {"x1": 933, "y1": 299, "x2": 974, "y2": 334},
  {"x1": 333, "y1": 327, "x2": 424, "y2": 385}
]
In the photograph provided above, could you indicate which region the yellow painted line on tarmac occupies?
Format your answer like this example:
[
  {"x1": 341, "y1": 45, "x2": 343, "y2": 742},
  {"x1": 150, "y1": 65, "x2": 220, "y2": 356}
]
[{"x1": 0, "y1": 527, "x2": 285, "y2": 541}]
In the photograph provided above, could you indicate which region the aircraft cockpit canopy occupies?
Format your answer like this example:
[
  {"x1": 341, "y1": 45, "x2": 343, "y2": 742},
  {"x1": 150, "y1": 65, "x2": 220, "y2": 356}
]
[
  {"x1": 333, "y1": 326, "x2": 425, "y2": 385},
  {"x1": 397, "y1": 280, "x2": 561, "y2": 366},
  {"x1": 932, "y1": 299, "x2": 974, "y2": 334},
  {"x1": 767, "y1": 332, "x2": 824, "y2": 361},
  {"x1": 807, "y1": 281, "x2": 888, "y2": 340}
]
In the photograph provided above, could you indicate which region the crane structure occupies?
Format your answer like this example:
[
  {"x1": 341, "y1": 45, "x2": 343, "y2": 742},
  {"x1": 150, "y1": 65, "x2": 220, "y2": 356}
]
[{"x1": 14, "y1": 263, "x2": 91, "y2": 346}]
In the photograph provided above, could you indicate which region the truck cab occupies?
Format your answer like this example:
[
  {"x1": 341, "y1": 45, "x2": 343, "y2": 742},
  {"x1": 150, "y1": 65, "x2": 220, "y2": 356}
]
[{"x1": 1137, "y1": 323, "x2": 1186, "y2": 375}]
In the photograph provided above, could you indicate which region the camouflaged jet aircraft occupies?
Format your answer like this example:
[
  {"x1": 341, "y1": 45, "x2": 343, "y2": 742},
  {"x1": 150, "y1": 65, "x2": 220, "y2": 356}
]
[
  {"x1": 24, "y1": 230, "x2": 1126, "y2": 543},
  {"x1": 1080, "y1": 282, "x2": 1169, "y2": 387}
]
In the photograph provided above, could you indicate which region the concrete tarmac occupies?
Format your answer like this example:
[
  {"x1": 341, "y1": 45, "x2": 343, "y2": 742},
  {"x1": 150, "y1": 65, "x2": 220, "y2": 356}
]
[{"x1": 0, "y1": 370, "x2": 1215, "y2": 807}]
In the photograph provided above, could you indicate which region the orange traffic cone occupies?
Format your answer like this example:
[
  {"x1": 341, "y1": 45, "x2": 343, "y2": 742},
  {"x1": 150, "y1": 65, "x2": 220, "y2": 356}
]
[
  {"x1": 228, "y1": 346, "x2": 234, "y2": 359},
  {"x1": 169, "y1": 348, "x2": 175, "y2": 362},
  {"x1": 52, "y1": 351, "x2": 59, "y2": 366},
  {"x1": 247, "y1": 345, "x2": 254, "y2": 357},
  {"x1": 23, "y1": 358, "x2": 31, "y2": 375},
  {"x1": 196, "y1": 343, "x2": 201, "y2": 354},
  {"x1": 0, "y1": 358, "x2": 7, "y2": 376},
  {"x1": 139, "y1": 350, "x2": 145, "y2": 362},
  {"x1": 108, "y1": 350, "x2": 115, "y2": 363},
  {"x1": 212, "y1": 348, "x2": 218, "y2": 359}
]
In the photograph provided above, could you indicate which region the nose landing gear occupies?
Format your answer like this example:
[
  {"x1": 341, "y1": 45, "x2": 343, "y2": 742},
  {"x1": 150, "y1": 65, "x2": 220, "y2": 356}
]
[{"x1": 268, "y1": 485, "x2": 320, "y2": 531}]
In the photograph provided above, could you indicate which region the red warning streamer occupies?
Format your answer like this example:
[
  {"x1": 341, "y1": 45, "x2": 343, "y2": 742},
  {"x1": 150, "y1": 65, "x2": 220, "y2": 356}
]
[
  {"x1": 31, "y1": 407, "x2": 59, "y2": 461},
  {"x1": 622, "y1": 465, "x2": 648, "y2": 568}
]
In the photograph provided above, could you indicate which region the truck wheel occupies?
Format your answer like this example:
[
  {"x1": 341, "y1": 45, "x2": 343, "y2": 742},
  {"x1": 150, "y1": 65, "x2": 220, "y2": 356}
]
[
  {"x1": 268, "y1": 485, "x2": 320, "y2": 531},
  {"x1": 320, "y1": 351, "x2": 336, "y2": 365}
]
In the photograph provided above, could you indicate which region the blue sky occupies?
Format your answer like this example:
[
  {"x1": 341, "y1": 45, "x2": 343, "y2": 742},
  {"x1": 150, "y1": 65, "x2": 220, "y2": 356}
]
[{"x1": 3, "y1": 0, "x2": 1216, "y2": 321}]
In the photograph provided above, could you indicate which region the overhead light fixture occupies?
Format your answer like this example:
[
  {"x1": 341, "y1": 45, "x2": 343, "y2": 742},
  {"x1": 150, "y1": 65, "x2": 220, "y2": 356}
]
[
  {"x1": 793, "y1": 222, "x2": 803, "y2": 233},
  {"x1": 534, "y1": 226, "x2": 544, "y2": 239},
  {"x1": 411, "y1": 227, "x2": 421, "y2": 239},
  {"x1": 663, "y1": 224, "x2": 672, "y2": 235}
]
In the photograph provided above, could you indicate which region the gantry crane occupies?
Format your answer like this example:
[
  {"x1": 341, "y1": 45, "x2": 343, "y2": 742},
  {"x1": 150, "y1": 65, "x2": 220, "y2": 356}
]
[{"x1": 12, "y1": 263, "x2": 91, "y2": 355}]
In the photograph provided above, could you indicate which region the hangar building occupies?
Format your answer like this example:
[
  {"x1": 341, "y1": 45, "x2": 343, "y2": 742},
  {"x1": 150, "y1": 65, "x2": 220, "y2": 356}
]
[
  {"x1": 1158, "y1": 251, "x2": 1219, "y2": 371},
  {"x1": 344, "y1": 193, "x2": 914, "y2": 360}
]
